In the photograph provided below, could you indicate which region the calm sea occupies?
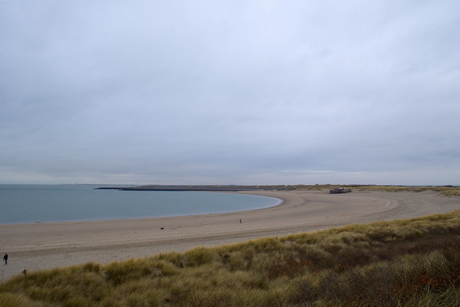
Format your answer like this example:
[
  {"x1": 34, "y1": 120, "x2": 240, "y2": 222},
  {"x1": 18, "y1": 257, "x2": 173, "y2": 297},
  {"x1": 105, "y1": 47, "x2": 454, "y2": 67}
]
[{"x1": 0, "y1": 185, "x2": 281, "y2": 225}]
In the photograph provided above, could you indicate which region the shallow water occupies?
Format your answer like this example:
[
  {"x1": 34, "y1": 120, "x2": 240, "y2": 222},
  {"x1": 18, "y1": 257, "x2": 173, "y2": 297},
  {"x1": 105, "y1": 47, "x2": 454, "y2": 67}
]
[{"x1": 0, "y1": 184, "x2": 281, "y2": 224}]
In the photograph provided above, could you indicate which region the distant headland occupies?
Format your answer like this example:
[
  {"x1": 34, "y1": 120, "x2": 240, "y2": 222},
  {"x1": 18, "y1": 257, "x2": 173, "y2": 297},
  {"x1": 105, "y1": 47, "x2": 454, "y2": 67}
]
[{"x1": 95, "y1": 184, "x2": 296, "y2": 192}]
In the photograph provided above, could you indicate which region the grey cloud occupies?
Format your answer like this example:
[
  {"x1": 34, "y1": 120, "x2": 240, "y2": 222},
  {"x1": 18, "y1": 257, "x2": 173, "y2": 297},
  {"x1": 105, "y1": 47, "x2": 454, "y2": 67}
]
[{"x1": 0, "y1": 1, "x2": 459, "y2": 185}]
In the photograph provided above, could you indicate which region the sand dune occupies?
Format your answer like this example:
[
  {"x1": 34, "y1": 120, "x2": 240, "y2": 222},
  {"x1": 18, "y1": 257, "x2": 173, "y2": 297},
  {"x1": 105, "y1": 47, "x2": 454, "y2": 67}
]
[{"x1": 1, "y1": 190, "x2": 459, "y2": 282}]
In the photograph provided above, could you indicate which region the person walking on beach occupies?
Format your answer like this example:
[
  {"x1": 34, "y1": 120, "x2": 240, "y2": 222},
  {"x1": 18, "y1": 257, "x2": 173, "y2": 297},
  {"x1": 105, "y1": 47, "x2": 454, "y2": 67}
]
[{"x1": 3, "y1": 253, "x2": 8, "y2": 265}]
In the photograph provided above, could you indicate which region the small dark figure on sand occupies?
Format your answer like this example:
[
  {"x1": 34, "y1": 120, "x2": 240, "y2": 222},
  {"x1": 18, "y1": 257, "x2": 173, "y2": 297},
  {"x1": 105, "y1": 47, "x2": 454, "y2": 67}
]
[{"x1": 3, "y1": 253, "x2": 8, "y2": 265}]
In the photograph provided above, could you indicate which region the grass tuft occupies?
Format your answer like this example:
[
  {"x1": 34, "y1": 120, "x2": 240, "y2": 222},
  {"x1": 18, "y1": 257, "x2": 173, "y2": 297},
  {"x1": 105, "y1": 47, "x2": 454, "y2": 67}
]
[{"x1": 1, "y1": 209, "x2": 460, "y2": 306}]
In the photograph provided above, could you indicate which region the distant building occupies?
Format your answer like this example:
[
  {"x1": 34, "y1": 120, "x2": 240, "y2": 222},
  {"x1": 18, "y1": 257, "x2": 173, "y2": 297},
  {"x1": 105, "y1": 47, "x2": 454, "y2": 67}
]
[{"x1": 329, "y1": 188, "x2": 352, "y2": 194}]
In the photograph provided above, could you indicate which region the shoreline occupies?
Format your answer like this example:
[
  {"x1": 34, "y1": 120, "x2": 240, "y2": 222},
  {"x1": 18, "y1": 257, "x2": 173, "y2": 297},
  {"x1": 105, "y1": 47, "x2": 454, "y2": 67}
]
[
  {"x1": 1, "y1": 190, "x2": 459, "y2": 282},
  {"x1": 0, "y1": 191, "x2": 283, "y2": 226}
]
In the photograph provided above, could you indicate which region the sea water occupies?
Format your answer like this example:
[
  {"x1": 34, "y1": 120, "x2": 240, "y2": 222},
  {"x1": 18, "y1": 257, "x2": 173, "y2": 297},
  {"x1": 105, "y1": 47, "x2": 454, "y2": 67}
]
[{"x1": 0, "y1": 185, "x2": 281, "y2": 224}]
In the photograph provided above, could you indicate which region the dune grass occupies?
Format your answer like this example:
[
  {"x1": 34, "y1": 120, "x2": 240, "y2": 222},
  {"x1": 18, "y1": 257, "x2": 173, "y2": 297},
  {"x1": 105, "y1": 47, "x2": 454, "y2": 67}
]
[
  {"x1": 2, "y1": 211, "x2": 460, "y2": 306},
  {"x1": 288, "y1": 184, "x2": 460, "y2": 196}
]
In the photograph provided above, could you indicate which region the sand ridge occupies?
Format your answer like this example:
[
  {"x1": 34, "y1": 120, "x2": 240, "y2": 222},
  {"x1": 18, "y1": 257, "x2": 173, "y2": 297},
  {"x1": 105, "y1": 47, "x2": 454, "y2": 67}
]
[{"x1": 1, "y1": 190, "x2": 459, "y2": 282}]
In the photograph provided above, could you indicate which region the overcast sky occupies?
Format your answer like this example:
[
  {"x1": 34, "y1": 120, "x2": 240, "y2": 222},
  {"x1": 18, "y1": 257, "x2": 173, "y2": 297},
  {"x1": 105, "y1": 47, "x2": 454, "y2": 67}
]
[{"x1": 1, "y1": 1, "x2": 459, "y2": 185}]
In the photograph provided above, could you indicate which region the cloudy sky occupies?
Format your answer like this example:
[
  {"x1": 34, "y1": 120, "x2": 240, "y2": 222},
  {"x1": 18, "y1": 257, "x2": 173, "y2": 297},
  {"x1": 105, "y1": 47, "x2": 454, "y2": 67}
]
[{"x1": 0, "y1": 1, "x2": 459, "y2": 185}]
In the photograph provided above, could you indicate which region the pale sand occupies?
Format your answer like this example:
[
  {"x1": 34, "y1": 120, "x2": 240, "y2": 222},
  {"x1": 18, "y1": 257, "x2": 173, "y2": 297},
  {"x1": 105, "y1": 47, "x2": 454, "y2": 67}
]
[{"x1": 1, "y1": 190, "x2": 459, "y2": 282}]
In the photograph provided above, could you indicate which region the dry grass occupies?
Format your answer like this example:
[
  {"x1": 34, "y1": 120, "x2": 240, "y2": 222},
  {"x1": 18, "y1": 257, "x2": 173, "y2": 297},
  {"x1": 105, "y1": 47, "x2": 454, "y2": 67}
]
[
  {"x1": 1, "y1": 210, "x2": 460, "y2": 307},
  {"x1": 292, "y1": 184, "x2": 460, "y2": 196}
]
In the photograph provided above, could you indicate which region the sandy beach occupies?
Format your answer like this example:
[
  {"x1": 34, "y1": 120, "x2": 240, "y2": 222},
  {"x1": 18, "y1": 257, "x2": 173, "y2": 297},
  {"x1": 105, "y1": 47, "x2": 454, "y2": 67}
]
[{"x1": 1, "y1": 190, "x2": 459, "y2": 282}]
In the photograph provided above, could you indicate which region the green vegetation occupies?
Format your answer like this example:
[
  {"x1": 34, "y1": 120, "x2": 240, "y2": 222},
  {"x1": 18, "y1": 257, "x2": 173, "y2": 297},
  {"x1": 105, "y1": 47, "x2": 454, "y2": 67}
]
[{"x1": 2, "y1": 210, "x2": 460, "y2": 306}]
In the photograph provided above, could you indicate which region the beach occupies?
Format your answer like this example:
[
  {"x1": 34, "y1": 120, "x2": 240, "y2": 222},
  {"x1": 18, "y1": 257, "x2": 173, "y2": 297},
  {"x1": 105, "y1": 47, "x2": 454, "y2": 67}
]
[{"x1": 1, "y1": 189, "x2": 459, "y2": 282}]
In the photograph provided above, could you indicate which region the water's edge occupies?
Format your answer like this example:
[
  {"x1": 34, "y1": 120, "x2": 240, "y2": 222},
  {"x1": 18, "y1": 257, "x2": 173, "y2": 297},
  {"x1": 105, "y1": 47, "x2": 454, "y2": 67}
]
[{"x1": 0, "y1": 185, "x2": 282, "y2": 225}]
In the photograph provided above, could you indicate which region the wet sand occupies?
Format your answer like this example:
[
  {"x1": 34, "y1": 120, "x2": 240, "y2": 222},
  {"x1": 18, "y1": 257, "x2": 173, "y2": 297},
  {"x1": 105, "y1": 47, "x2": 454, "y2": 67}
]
[{"x1": 1, "y1": 190, "x2": 459, "y2": 282}]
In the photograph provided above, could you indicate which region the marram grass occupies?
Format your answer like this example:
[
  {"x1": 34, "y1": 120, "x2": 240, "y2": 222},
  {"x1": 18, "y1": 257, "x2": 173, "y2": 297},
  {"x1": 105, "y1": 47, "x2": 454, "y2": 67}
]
[
  {"x1": 292, "y1": 184, "x2": 460, "y2": 196},
  {"x1": 2, "y1": 210, "x2": 460, "y2": 307}
]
